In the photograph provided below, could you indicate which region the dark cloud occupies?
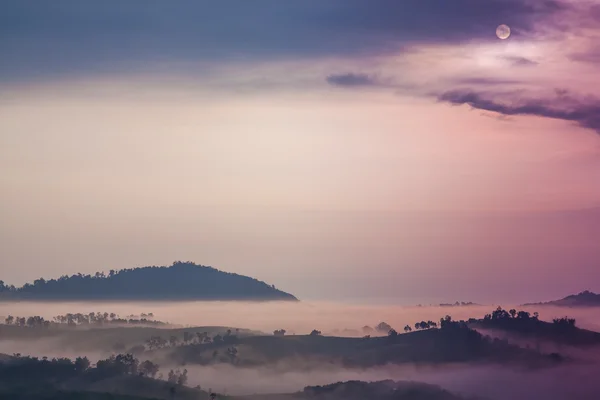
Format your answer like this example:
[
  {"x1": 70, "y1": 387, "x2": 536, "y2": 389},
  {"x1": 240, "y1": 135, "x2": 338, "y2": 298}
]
[
  {"x1": 326, "y1": 73, "x2": 382, "y2": 88},
  {"x1": 503, "y1": 56, "x2": 539, "y2": 66},
  {"x1": 455, "y1": 77, "x2": 524, "y2": 86},
  {"x1": 569, "y1": 47, "x2": 600, "y2": 64},
  {"x1": 438, "y1": 89, "x2": 600, "y2": 133},
  {"x1": 0, "y1": 0, "x2": 566, "y2": 84}
]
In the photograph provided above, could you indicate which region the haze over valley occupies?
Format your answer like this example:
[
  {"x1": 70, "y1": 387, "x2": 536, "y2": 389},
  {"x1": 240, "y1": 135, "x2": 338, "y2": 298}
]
[{"x1": 3, "y1": 0, "x2": 600, "y2": 399}]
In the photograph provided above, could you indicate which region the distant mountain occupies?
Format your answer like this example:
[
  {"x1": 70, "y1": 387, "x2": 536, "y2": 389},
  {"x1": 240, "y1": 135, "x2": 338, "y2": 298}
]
[
  {"x1": 523, "y1": 291, "x2": 600, "y2": 307},
  {"x1": 0, "y1": 262, "x2": 298, "y2": 301}
]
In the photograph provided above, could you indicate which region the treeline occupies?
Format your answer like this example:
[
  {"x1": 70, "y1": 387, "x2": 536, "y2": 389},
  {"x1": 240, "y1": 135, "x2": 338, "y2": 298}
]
[
  {"x1": 139, "y1": 329, "x2": 241, "y2": 365},
  {"x1": 1, "y1": 353, "x2": 160, "y2": 383},
  {"x1": 1, "y1": 353, "x2": 194, "y2": 387},
  {"x1": 439, "y1": 301, "x2": 477, "y2": 307},
  {"x1": 144, "y1": 328, "x2": 239, "y2": 350},
  {"x1": 3, "y1": 312, "x2": 165, "y2": 328},
  {"x1": 368, "y1": 307, "x2": 575, "y2": 338},
  {"x1": 0, "y1": 261, "x2": 297, "y2": 301},
  {"x1": 477, "y1": 306, "x2": 577, "y2": 332}
]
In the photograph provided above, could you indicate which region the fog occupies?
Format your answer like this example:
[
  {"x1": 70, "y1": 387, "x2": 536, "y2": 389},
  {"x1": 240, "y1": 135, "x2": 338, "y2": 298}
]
[
  {"x1": 3, "y1": 301, "x2": 600, "y2": 399},
  {"x1": 3, "y1": 300, "x2": 600, "y2": 335},
  {"x1": 176, "y1": 362, "x2": 600, "y2": 400}
]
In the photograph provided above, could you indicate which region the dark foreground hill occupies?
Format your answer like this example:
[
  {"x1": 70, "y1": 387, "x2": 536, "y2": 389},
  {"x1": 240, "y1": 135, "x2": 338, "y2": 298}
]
[
  {"x1": 0, "y1": 262, "x2": 297, "y2": 301},
  {"x1": 523, "y1": 290, "x2": 600, "y2": 307},
  {"x1": 0, "y1": 355, "x2": 472, "y2": 400},
  {"x1": 243, "y1": 380, "x2": 472, "y2": 400}
]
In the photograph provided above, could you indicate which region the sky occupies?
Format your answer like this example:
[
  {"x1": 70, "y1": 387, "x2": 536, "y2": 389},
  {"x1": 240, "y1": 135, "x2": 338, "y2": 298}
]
[{"x1": 1, "y1": 0, "x2": 600, "y2": 304}]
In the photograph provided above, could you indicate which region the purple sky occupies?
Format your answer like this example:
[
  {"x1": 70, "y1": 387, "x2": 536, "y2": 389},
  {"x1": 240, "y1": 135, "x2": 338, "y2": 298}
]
[{"x1": 1, "y1": 0, "x2": 600, "y2": 303}]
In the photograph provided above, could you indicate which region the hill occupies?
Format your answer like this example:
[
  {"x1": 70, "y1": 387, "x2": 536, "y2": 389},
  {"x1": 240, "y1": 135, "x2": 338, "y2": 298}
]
[
  {"x1": 166, "y1": 320, "x2": 561, "y2": 369},
  {"x1": 469, "y1": 306, "x2": 600, "y2": 348},
  {"x1": 523, "y1": 291, "x2": 600, "y2": 307},
  {"x1": 243, "y1": 380, "x2": 472, "y2": 400},
  {"x1": 0, "y1": 261, "x2": 297, "y2": 301},
  {"x1": 0, "y1": 354, "x2": 212, "y2": 400}
]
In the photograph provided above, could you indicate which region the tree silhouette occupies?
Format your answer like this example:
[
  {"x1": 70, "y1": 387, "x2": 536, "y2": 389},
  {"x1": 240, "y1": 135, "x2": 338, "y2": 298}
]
[
  {"x1": 74, "y1": 357, "x2": 90, "y2": 373},
  {"x1": 139, "y1": 360, "x2": 159, "y2": 378},
  {"x1": 375, "y1": 322, "x2": 392, "y2": 334}
]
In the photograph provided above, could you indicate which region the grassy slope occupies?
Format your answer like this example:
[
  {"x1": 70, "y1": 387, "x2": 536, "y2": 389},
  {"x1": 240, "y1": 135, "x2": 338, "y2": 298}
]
[
  {"x1": 241, "y1": 380, "x2": 470, "y2": 400},
  {"x1": 470, "y1": 318, "x2": 600, "y2": 347},
  {"x1": 167, "y1": 328, "x2": 557, "y2": 368},
  {"x1": 0, "y1": 392, "x2": 157, "y2": 400},
  {"x1": 0, "y1": 373, "x2": 211, "y2": 400},
  {"x1": 0, "y1": 325, "x2": 259, "y2": 351}
]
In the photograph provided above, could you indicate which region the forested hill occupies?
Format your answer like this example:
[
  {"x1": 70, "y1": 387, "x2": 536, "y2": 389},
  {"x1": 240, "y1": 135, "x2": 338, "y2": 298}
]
[
  {"x1": 0, "y1": 262, "x2": 298, "y2": 301},
  {"x1": 523, "y1": 291, "x2": 600, "y2": 307}
]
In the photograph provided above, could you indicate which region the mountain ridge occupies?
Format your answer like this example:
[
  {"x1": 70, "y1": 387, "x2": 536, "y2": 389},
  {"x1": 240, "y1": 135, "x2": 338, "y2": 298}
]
[
  {"x1": 0, "y1": 261, "x2": 298, "y2": 302},
  {"x1": 523, "y1": 290, "x2": 600, "y2": 307}
]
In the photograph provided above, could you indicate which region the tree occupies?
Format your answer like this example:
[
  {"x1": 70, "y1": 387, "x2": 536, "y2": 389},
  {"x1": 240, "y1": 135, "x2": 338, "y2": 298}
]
[
  {"x1": 169, "y1": 335, "x2": 179, "y2": 347},
  {"x1": 168, "y1": 368, "x2": 188, "y2": 385},
  {"x1": 310, "y1": 329, "x2": 322, "y2": 336},
  {"x1": 273, "y1": 329, "x2": 286, "y2": 336},
  {"x1": 553, "y1": 317, "x2": 576, "y2": 330},
  {"x1": 492, "y1": 307, "x2": 510, "y2": 320},
  {"x1": 375, "y1": 322, "x2": 392, "y2": 334},
  {"x1": 403, "y1": 325, "x2": 412, "y2": 333},
  {"x1": 388, "y1": 329, "x2": 398, "y2": 337},
  {"x1": 115, "y1": 353, "x2": 139, "y2": 375},
  {"x1": 177, "y1": 368, "x2": 188, "y2": 385},
  {"x1": 74, "y1": 356, "x2": 90, "y2": 372},
  {"x1": 226, "y1": 347, "x2": 238, "y2": 364},
  {"x1": 509, "y1": 309, "x2": 517, "y2": 318},
  {"x1": 5, "y1": 315, "x2": 14, "y2": 325},
  {"x1": 439, "y1": 315, "x2": 453, "y2": 329},
  {"x1": 517, "y1": 310, "x2": 530, "y2": 320},
  {"x1": 146, "y1": 336, "x2": 167, "y2": 350},
  {"x1": 139, "y1": 360, "x2": 159, "y2": 378}
]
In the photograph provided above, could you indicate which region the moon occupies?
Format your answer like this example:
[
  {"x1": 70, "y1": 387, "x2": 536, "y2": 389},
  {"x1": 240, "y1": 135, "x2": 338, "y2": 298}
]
[{"x1": 496, "y1": 24, "x2": 511, "y2": 40}]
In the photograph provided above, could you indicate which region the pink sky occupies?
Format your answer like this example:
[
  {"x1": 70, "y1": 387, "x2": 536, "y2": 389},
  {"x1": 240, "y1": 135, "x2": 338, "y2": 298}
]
[{"x1": 1, "y1": 1, "x2": 599, "y2": 303}]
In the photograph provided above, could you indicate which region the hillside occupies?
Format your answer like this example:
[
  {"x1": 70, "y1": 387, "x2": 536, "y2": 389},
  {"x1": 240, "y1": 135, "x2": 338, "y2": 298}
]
[
  {"x1": 0, "y1": 262, "x2": 297, "y2": 301},
  {"x1": 243, "y1": 380, "x2": 471, "y2": 400},
  {"x1": 166, "y1": 321, "x2": 561, "y2": 369},
  {"x1": 0, "y1": 354, "x2": 212, "y2": 400},
  {"x1": 469, "y1": 306, "x2": 600, "y2": 348},
  {"x1": 523, "y1": 291, "x2": 600, "y2": 307}
]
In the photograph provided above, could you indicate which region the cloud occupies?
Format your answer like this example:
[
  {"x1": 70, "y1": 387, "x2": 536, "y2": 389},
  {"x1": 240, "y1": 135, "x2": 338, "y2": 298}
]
[
  {"x1": 326, "y1": 73, "x2": 383, "y2": 88},
  {"x1": 454, "y1": 77, "x2": 524, "y2": 86},
  {"x1": 437, "y1": 89, "x2": 600, "y2": 133},
  {"x1": 503, "y1": 56, "x2": 539, "y2": 66},
  {"x1": 0, "y1": 0, "x2": 567, "y2": 85}
]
